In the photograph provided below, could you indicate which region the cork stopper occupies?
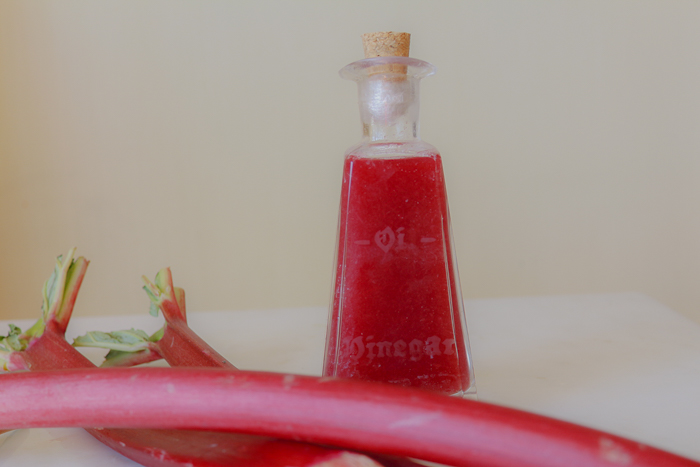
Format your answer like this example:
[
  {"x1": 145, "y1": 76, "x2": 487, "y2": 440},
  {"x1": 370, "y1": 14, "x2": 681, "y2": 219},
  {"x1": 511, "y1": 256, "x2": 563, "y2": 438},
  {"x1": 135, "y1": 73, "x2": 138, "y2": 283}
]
[
  {"x1": 361, "y1": 32, "x2": 410, "y2": 75},
  {"x1": 361, "y1": 32, "x2": 410, "y2": 58}
]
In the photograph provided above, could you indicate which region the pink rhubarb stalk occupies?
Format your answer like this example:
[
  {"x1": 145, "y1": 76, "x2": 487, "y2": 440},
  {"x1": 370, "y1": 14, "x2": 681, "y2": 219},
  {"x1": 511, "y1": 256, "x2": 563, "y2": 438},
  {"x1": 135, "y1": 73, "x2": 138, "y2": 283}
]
[
  {"x1": 74, "y1": 267, "x2": 234, "y2": 370},
  {"x1": 74, "y1": 267, "x2": 418, "y2": 467},
  {"x1": 0, "y1": 366, "x2": 697, "y2": 467},
  {"x1": 0, "y1": 250, "x2": 389, "y2": 467}
]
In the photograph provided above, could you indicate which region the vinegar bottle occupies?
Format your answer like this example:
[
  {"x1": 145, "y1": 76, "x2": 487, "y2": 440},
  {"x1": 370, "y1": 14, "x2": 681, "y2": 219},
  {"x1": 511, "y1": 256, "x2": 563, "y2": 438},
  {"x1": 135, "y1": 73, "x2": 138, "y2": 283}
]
[{"x1": 323, "y1": 32, "x2": 476, "y2": 398}]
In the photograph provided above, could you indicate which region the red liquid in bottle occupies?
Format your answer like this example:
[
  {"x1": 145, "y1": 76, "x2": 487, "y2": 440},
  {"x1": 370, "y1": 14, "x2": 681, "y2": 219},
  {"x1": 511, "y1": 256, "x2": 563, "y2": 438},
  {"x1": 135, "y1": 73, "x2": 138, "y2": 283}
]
[{"x1": 324, "y1": 152, "x2": 470, "y2": 395}]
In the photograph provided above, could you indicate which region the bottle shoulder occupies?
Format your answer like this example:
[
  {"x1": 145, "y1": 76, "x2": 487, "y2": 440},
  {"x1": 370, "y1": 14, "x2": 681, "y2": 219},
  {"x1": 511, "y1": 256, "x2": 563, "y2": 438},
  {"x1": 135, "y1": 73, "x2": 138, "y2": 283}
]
[{"x1": 344, "y1": 140, "x2": 439, "y2": 159}]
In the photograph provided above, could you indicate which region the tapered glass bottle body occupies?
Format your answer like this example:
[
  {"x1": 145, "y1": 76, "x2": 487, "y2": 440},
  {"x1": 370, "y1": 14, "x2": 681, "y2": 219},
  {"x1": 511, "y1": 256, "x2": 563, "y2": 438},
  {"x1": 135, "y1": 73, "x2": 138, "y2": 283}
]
[{"x1": 323, "y1": 57, "x2": 476, "y2": 398}]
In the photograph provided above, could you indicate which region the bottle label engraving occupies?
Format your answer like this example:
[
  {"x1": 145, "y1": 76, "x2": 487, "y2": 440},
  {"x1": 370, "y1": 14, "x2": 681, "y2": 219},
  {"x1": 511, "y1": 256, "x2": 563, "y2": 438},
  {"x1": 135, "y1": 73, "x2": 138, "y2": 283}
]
[
  {"x1": 374, "y1": 227, "x2": 395, "y2": 252},
  {"x1": 346, "y1": 335, "x2": 456, "y2": 363},
  {"x1": 354, "y1": 226, "x2": 414, "y2": 251}
]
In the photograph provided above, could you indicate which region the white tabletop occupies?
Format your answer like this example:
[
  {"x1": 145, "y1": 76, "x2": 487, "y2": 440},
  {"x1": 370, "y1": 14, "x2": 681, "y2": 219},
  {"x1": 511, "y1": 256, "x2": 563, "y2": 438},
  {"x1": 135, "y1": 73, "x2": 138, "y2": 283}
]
[{"x1": 1, "y1": 293, "x2": 699, "y2": 465}]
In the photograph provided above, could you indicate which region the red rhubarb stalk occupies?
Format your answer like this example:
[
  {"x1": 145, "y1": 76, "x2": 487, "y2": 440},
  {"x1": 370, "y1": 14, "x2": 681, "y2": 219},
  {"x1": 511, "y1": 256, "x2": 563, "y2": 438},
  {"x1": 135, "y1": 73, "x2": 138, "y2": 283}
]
[
  {"x1": 74, "y1": 267, "x2": 233, "y2": 370},
  {"x1": 0, "y1": 250, "x2": 390, "y2": 467},
  {"x1": 0, "y1": 366, "x2": 697, "y2": 467},
  {"x1": 74, "y1": 267, "x2": 418, "y2": 467},
  {"x1": 140, "y1": 268, "x2": 235, "y2": 368}
]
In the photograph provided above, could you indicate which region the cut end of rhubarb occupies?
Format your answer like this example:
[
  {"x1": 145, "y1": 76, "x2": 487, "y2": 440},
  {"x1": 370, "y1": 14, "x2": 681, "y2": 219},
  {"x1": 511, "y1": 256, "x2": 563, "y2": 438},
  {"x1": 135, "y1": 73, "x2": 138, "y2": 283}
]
[
  {"x1": 0, "y1": 248, "x2": 89, "y2": 368},
  {"x1": 142, "y1": 268, "x2": 187, "y2": 323},
  {"x1": 25, "y1": 248, "x2": 89, "y2": 337},
  {"x1": 313, "y1": 452, "x2": 385, "y2": 467}
]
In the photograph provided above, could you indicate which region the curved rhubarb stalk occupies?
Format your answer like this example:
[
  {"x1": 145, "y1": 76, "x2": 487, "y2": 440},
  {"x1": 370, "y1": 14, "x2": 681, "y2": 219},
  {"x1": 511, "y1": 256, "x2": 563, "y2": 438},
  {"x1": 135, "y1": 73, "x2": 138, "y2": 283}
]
[
  {"x1": 90, "y1": 429, "x2": 398, "y2": 467},
  {"x1": 0, "y1": 250, "x2": 388, "y2": 467},
  {"x1": 0, "y1": 367, "x2": 697, "y2": 467},
  {"x1": 73, "y1": 268, "x2": 700, "y2": 467},
  {"x1": 75, "y1": 267, "x2": 420, "y2": 467}
]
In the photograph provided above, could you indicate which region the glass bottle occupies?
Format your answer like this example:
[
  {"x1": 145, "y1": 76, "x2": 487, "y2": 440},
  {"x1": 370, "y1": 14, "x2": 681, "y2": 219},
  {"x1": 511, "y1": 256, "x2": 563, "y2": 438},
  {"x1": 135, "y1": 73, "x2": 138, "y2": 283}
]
[{"x1": 323, "y1": 40, "x2": 476, "y2": 398}]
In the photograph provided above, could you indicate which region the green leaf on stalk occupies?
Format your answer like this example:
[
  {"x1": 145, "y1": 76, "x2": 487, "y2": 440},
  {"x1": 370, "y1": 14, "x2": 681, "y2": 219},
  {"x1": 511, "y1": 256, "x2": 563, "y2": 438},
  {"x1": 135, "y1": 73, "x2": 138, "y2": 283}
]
[
  {"x1": 99, "y1": 346, "x2": 163, "y2": 367},
  {"x1": 149, "y1": 327, "x2": 164, "y2": 342},
  {"x1": 43, "y1": 265, "x2": 59, "y2": 319},
  {"x1": 0, "y1": 324, "x2": 27, "y2": 368},
  {"x1": 0, "y1": 324, "x2": 25, "y2": 352},
  {"x1": 73, "y1": 329, "x2": 151, "y2": 352},
  {"x1": 23, "y1": 248, "x2": 86, "y2": 340},
  {"x1": 0, "y1": 249, "x2": 89, "y2": 371},
  {"x1": 104, "y1": 349, "x2": 131, "y2": 361},
  {"x1": 73, "y1": 326, "x2": 164, "y2": 367},
  {"x1": 154, "y1": 269, "x2": 170, "y2": 294},
  {"x1": 141, "y1": 268, "x2": 186, "y2": 322}
]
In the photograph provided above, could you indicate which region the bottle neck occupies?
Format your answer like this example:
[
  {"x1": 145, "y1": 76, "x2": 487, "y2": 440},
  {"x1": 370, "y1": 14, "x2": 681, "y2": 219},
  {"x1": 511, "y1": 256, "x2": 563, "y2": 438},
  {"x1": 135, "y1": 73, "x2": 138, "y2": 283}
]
[{"x1": 357, "y1": 74, "x2": 421, "y2": 142}]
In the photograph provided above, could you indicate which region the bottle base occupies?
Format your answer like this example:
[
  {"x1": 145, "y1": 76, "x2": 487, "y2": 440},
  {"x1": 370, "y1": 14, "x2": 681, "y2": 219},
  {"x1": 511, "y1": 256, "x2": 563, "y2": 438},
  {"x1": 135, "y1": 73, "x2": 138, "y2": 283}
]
[{"x1": 456, "y1": 387, "x2": 478, "y2": 401}]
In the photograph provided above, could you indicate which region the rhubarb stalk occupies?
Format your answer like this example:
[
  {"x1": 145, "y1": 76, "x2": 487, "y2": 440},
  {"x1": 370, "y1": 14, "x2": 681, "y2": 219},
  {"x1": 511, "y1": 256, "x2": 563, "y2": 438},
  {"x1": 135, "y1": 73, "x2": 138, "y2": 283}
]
[
  {"x1": 74, "y1": 267, "x2": 419, "y2": 467},
  {"x1": 0, "y1": 366, "x2": 697, "y2": 467},
  {"x1": 0, "y1": 250, "x2": 390, "y2": 467},
  {"x1": 5, "y1": 254, "x2": 696, "y2": 467},
  {"x1": 74, "y1": 267, "x2": 233, "y2": 370},
  {"x1": 68, "y1": 269, "x2": 700, "y2": 467}
]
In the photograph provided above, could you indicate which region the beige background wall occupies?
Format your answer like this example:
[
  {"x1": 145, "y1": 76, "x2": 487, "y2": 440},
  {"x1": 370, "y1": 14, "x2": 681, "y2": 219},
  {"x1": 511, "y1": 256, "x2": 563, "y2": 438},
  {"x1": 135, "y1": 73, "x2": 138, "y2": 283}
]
[{"x1": 1, "y1": 1, "x2": 699, "y2": 323}]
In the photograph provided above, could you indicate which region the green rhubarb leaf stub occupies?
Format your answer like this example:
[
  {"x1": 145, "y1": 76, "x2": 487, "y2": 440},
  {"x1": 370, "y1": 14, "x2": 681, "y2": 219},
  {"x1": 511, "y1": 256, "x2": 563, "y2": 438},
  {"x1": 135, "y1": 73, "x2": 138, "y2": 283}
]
[
  {"x1": 73, "y1": 329, "x2": 151, "y2": 352},
  {"x1": 0, "y1": 324, "x2": 24, "y2": 352},
  {"x1": 149, "y1": 327, "x2": 164, "y2": 342},
  {"x1": 142, "y1": 268, "x2": 186, "y2": 322}
]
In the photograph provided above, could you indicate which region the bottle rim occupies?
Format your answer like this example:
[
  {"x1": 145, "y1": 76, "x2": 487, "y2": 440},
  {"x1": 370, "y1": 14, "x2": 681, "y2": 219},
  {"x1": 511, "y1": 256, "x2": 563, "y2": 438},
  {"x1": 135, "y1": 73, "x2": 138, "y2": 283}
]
[{"x1": 339, "y1": 56, "x2": 436, "y2": 81}]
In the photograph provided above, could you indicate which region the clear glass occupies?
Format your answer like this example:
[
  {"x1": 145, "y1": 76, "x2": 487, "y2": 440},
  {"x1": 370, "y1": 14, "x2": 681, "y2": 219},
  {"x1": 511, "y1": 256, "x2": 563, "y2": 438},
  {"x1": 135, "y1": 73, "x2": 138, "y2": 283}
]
[{"x1": 323, "y1": 56, "x2": 477, "y2": 398}]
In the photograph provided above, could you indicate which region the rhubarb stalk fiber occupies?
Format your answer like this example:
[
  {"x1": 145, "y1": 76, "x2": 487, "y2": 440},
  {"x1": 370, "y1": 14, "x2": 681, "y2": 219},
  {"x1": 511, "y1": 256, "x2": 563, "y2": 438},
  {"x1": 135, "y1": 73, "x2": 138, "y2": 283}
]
[
  {"x1": 74, "y1": 267, "x2": 418, "y2": 467},
  {"x1": 0, "y1": 366, "x2": 697, "y2": 467},
  {"x1": 2, "y1": 251, "x2": 698, "y2": 467},
  {"x1": 0, "y1": 250, "x2": 391, "y2": 467}
]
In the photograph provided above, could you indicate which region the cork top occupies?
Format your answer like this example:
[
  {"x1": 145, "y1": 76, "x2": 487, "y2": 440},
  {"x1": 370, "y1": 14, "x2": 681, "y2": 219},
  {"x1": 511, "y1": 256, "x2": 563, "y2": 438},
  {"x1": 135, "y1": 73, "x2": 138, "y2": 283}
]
[
  {"x1": 362, "y1": 32, "x2": 410, "y2": 58},
  {"x1": 340, "y1": 31, "x2": 435, "y2": 81}
]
